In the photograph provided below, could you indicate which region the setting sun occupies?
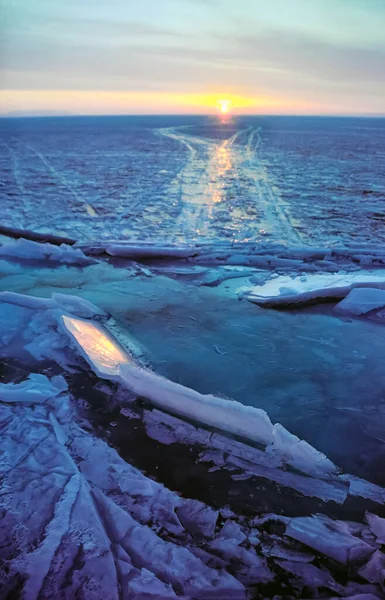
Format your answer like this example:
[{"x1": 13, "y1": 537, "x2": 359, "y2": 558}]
[{"x1": 218, "y1": 99, "x2": 232, "y2": 114}]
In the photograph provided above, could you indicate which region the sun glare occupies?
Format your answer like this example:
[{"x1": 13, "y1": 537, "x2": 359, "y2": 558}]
[{"x1": 218, "y1": 99, "x2": 232, "y2": 114}]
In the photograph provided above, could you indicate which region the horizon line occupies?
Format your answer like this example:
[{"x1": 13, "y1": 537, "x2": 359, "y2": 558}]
[{"x1": 1, "y1": 112, "x2": 385, "y2": 119}]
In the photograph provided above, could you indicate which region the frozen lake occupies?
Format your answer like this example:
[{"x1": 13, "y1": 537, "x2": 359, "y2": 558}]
[
  {"x1": 1, "y1": 115, "x2": 385, "y2": 245},
  {"x1": 2, "y1": 116, "x2": 385, "y2": 598}
]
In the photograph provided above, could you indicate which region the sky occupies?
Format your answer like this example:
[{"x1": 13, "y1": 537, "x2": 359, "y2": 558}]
[{"x1": 1, "y1": 0, "x2": 384, "y2": 116}]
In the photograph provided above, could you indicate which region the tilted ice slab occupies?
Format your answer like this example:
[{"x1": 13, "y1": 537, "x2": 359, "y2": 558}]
[
  {"x1": 61, "y1": 314, "x2": 337, "y2": 479},
  {"x1": 242, "y1": 270, "x2": 385, "y2": 307}
]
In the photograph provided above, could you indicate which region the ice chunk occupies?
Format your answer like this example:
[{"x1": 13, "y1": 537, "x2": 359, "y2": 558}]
[
  {"x1": 127, "y1": 568, "x2": 178, "y2": 598},
  {"x1": 285, "y1": 515, "x2": 374, "y2": 565},
  {"x1": 365, "y1": 512, "x2": 385, "y2": 545},
  {"x1": 208, "y1": 539, "x2": 274, "y2": 584},
  {"x1": 61, "y1": 314, "x2": 341, "y2": 478},
  {"x1": 176, "y1": 500, "x2": 218, "y2": 539},
  {"x1": 0, "y1": 373, "x2": 67, "y2": 404},
  {"x1": 0, "y1": 290, "x2": 52, "y2": 310},
  {"x1": 268, "y1": 423, "x2": 337, "y2": 476},
  {"x1": 275, "y1": 560, "x2": 338, "y2": 591},
  {"x1": 106, "y1": 242, "x2": 199, "y2": 259},
  {"x1": 336, "y1": 287, "x2": 385, "y2": 315},
  {"x1": 217, "y1": 520, "x2": 246, "y2": 545},
  {"x1": 122, "y1": 524, "x2": 246, "y2": 597},
  {"x1": 359, "y1": 550, "x2": 385, "y2": 586},
  {"x1": 243, "y1": 271, "x2": 385, "y2": 307}
]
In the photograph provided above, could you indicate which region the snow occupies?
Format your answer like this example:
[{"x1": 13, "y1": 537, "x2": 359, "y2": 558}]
[{"x1": 336, "y1": 287, "x2": 385, "y2": 315}]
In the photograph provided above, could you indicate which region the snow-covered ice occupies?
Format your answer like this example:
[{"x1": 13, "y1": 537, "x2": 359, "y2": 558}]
[
  {"x1": 336, "y1": 287, "x2": 385, "y2": 315},
  {"x1": 242, "y1": 270, "x2": 385, "y2": 307}
]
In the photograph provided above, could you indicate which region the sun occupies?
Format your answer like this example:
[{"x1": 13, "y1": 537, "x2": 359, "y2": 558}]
[{"x1": 218, "y1": 99, "x2": 232, "y2": 114}]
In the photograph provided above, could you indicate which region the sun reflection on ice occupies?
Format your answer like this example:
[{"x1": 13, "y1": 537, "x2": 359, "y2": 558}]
[{"x1": 62, "y1": 315, "x2": 133, "y2": 377}]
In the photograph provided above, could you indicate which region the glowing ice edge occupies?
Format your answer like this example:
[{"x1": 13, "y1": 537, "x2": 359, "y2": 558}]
[{"x1": 61, "y1": 314, "x2": 336, "y2": 479}]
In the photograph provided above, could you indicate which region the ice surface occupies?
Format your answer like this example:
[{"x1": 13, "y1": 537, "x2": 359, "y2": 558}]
[
  {"x1": 2, "y1": 117, "x2": 385, "y2": 246},
  {"x1": 0, "y1": 374, "x2": 251, "y2": 598}
]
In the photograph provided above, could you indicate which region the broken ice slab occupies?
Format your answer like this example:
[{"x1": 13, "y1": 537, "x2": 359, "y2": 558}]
[
  {"x1": 61, "y1": 315, "x2": 341, "y2": 480},
  {"x1": 0, "y1": 373, "x2": 67, "y2": 404},
  {"x1": 61, "y1": 315, "x2": 136, "y2": 378},
  {"x1": 242, "y1": 270, "x2": 385, "y2": 307},
  {"x1": 105, "y1": 242, "x2": 200, "y2": 259},
  {"x1": 285, "y1": 515, "x2": 375, "y2": 565},
  {"x1": 335, "y1": 287, "x2": 385, "y2": 315}
]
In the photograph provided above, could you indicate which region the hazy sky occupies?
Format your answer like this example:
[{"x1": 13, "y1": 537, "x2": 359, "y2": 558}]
[{"x1": 1, "y1": 0, "x2": 384, "y2": 115}]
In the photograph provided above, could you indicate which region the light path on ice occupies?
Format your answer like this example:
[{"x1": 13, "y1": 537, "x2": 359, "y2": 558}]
[
  {"x1": 241, "y1": 270, "x2": 385, "y2": 306},
  {"x1": 159, "y1": 125, "x2": 302, "y2": 244},
  {"x1": 61, "y1": 314, "x2": 337, "y2": 479}
]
